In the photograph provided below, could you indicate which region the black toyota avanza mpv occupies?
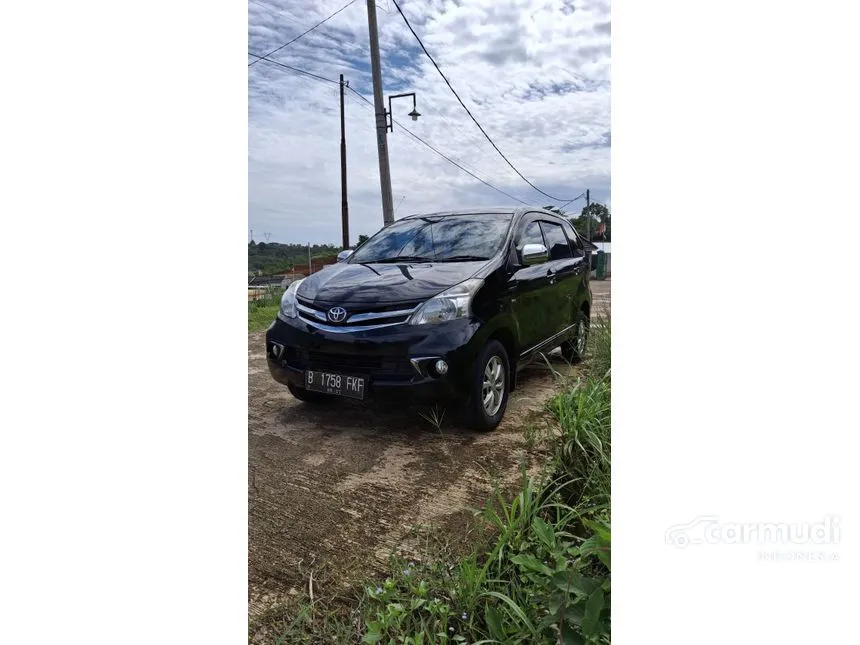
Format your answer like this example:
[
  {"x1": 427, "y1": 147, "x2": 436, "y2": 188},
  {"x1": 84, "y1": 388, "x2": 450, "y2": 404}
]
[{"x1": 265, "y1": 207, "x2": 592, "y2": 431}]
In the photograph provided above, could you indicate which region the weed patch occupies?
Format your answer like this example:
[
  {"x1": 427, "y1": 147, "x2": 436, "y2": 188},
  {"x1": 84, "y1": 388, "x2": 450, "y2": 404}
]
[{"x1": 249, "y1": 286, "x2": 283, "y2": 332}]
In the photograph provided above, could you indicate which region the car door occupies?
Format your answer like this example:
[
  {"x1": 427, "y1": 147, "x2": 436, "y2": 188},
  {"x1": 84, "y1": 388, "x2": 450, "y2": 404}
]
[
  {"x1": 507, "y1": 218, "x2": 558, "y2": 354},
  {"x1": 539, "y1": 219, "x2": 588, "y2": 336},
  {"x1": 561, "y1": 218, "x2": 591, "y2": 312}
]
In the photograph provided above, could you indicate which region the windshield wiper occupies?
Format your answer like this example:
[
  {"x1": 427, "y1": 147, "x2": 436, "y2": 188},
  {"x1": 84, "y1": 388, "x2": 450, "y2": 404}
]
[
  {"x1": 371, "y1": 255, "x2": 434, "y2": 264},
  {"x1": 436, "y1": 255, "x2": 490, "y2": 262}
]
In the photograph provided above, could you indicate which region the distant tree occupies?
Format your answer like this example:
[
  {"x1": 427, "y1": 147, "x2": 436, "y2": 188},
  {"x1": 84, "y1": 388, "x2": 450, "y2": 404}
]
[
  {"x1": 357, "y1": 234, "x2": 370, "y2": 245},
  {"x1": 570, "y1": 202, "x2": 610, "y2": 241},
  {"x1": 542, "y1": 203, "x2": 610, "y2": 241}
]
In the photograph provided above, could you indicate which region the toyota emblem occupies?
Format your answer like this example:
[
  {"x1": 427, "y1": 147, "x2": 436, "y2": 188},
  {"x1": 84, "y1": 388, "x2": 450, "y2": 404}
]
[{"x1": 327, "y1": 306, "x2": 348, "y2": 323}]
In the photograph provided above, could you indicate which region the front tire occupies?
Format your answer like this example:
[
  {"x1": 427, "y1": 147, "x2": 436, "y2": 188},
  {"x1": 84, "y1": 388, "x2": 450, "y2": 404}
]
[
  {"x1": 287, "y1": 382, "x2": 332, "y2": 403},
  {"x1": 560, "y1": 310, "x2": 589, "y2": 363},
  {"x1": 468, "y1": 340, "x2": 510, "y2": 432}
]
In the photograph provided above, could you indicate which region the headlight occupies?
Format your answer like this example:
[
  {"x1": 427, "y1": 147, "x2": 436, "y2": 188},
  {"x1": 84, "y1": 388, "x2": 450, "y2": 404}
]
[
  {"x1": 278, "y1": 279, "x2": 305, "y2": 320},
  {"x1": 409, "y1": 278, "x2": 483, "y2": 325}
]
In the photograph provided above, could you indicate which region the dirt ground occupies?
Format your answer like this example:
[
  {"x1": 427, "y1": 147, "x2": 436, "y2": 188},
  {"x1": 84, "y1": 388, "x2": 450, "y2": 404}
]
[{"x1": 248, "y1": 280, "x2": 610, "y2": 615}]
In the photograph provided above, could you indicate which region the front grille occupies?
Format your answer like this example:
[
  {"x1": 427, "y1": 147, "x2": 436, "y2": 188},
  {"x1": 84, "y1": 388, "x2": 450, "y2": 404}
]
[
  {"x1": 285, "y1": 349, "x2": 415, "y2": 382},
  {"x1": 296, "y1": 298, "x2": 422, "y2": 329}
]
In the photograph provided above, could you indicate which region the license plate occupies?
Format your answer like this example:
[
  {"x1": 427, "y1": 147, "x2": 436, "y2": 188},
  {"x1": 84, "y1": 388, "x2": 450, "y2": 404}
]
[{"x1": 305, "y1": 370, "x2": 366, "y2": 400}]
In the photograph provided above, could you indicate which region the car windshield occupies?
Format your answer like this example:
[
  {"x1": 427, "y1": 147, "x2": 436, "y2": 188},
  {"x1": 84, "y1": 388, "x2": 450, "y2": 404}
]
[{"x1": 349, "y1": 214, "x2": 512, "y2": 264}]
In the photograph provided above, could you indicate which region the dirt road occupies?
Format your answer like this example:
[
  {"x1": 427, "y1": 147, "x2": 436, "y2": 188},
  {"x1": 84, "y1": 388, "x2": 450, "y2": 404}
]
[{"x1": 248, "y1": 281, "x2": 609, "y2": 611}]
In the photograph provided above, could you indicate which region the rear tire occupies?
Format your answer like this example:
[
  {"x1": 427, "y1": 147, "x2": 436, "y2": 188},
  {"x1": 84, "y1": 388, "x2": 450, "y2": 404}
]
[
  {"x1": 287, "y1": 382, "x2": 332, "y2": 403},
  {"x1": 560, "y1": 310, "x2": 589, "y2": 363},
  {"x1": 468, "y1": 340, "x2": 510, "y2": 432}
]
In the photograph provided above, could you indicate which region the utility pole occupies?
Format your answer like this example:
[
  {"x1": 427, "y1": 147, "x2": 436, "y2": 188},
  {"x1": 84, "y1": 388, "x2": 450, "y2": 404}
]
[
  {"x1": 339, "y1": 74, "x2": 350, "y2": 248},
  {"x1": 585, "y1": 189, "x2": 591, "y2": 241},
  {"x1": 366, "y1": 0, "x2": 394, "y2": 226},
  {"x1": 307, "y1": 243, "x2": 311, "y2": 275}
]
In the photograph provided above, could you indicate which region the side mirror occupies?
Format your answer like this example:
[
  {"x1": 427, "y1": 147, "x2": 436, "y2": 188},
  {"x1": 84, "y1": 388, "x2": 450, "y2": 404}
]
[
  {"x1": 521, "y1": 243, "x2": 549, "y2": 266},
  {"x1": 337, "y1": 249, "x2": 354, "y2": 263}
]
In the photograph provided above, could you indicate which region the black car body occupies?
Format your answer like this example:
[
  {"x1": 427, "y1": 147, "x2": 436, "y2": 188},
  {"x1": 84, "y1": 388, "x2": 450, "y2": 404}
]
[{"x1": 265, "y1": 207, "x2": 592, "y2": 430}]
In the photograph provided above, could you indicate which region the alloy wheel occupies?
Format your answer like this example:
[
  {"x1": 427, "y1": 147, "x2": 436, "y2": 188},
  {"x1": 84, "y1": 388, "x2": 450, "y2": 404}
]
[
  {"x1": 576, "y1": 317, "x2": 588, "y2": 356},
  {"x1": 481, "y1": 355, "x2": 505, "y2": 416}
]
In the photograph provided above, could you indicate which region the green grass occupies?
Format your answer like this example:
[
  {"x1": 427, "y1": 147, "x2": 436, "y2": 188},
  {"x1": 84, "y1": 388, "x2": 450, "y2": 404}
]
[
  {"x1": 588, "y1": 315, "x2": 611, "y2": 381},
  {"x1": 248, "y1": 286, "x2": 284, "y2": 332},
  {"x1": 250, "y1": 314, "x2": 612, "y2": 644},
  {"x1": 548, "y1": 378, "x2": 611, "y2": 512},
  {"x1": 352, "y1": 463, "x2": 610, "y2": 644}
]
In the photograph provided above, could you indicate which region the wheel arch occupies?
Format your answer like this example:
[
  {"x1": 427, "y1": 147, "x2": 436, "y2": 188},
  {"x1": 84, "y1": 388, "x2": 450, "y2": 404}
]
[
  {"x1": 487, "y1": 326, "x2": 519, "y2": 391},
  {"x1": 580, "y1": 299, "x2": 591, "y2": 318}
]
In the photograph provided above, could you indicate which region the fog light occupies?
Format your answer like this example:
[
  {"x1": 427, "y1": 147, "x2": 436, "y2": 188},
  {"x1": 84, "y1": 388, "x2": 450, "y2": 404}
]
[{"x1": 434, "y1": 359, "x2": 448, "y2": 375}]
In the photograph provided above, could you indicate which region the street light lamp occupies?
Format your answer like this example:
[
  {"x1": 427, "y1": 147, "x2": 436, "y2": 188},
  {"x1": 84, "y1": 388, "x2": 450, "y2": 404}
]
[{"x1": 386, "y1": 92, "x2": 420, "y2": 132}]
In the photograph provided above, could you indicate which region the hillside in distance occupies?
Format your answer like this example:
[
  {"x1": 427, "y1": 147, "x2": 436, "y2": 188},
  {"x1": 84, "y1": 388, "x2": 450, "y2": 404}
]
[{"x1": 248, "y1": 241, "x2": 341, "y2": 275}]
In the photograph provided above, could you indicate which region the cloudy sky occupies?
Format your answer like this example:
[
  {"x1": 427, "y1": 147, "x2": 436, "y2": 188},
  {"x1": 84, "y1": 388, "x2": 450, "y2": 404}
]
[{"x1": 248, "y1": 0, "x2": 610, "y2": 245}]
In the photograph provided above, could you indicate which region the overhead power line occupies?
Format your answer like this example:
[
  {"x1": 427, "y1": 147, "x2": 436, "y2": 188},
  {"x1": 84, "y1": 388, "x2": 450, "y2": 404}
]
[
  {"x1": 556, "y1": 194, "x2": 586, "y2": 209},
  {"x1": 389, "y1": 0, "x2": 583, "y2": 204},
  {"x1": 346, "y1": 87, "x2": 530, "y2": 205},
  {"x1": 249, "y1": 54, "x2": 532, "y2": 206},
  {"x1": 248, "y1": 53, "x2": 340, "y2": 85},
  {"x1": 401, "y1": 128, "x2": 531, "y2": 206},
  {"x1": 248, "y1": 0, "x2": 359, "y2": 67}
]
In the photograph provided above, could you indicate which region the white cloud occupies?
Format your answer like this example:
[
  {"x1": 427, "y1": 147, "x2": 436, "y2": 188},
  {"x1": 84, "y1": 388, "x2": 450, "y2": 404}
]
[{"x1": 249, "y1": 0, "x2": 610, "y2": 244}]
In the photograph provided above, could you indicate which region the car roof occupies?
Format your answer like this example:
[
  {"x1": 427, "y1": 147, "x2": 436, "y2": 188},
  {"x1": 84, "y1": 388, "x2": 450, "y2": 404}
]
[{"x1": 399, "y1": 206, "x2": 562, "y2": 220}]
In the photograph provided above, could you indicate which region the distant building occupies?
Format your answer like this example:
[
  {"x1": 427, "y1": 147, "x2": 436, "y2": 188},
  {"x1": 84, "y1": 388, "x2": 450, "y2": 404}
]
[
  {"x1": 248, "y1": 275, "x2": 284, "y2": 287},
  {"x1": 277, "y1": 255, "x2": 340, "y2": 278}
]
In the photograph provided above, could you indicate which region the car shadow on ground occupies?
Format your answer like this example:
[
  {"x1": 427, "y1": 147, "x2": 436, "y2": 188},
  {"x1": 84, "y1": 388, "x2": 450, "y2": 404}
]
[{"x1": 267, "y1": 350, "x2": 574, "y2": 440}]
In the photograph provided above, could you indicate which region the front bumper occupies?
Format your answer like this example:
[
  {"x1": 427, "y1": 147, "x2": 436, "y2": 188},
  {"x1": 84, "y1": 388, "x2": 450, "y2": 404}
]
[{"x1": 264, "y1": 314, "x2": 483, "y2": 403}]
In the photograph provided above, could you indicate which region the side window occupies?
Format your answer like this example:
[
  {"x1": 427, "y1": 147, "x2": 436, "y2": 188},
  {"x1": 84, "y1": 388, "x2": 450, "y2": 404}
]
[
  {"x1": 540, "y1": 221, "x2": 573, "y2": 260},
  {"x1": 519, "y1": 220, "x2": 545, "y2": 247},
  {"x1": 561, "y1": 220, "x2": 585, "y2": 257}
]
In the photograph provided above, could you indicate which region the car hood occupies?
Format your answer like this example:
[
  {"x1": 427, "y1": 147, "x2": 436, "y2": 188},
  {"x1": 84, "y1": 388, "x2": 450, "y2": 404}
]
[{"x1": 296, "y1": 260, "x2": 487, "y2": 306}]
